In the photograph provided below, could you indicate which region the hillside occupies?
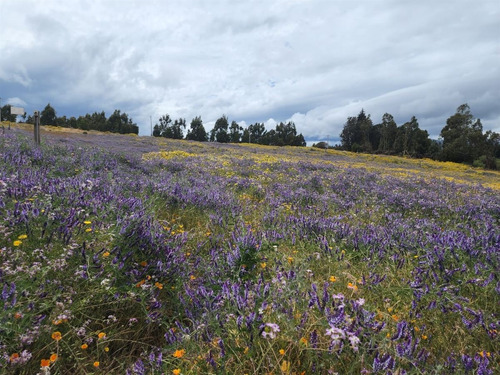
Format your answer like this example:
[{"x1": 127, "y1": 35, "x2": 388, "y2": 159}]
[{"x1": 0, "y1": 124, "x2": 499, "y2": 374}]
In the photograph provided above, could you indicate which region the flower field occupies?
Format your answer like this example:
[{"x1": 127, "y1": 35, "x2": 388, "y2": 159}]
[{"x1": 1, "y1": 126, "x2": 499, "y2": 374}]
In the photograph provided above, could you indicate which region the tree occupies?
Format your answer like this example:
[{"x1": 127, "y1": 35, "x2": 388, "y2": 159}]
[
  {"x1": 41, "y1": 103, "x2": 57, "y2": 125},
  {"x1": 170, "y1": 118, "x2": 186, "y2": 139},
  {"x1": 56, "y1": 115, "x2": 68, "y2": 127},
  {"x1": 186, "y1": 116, "x2": 208, "y2": 142},
  {"x1": 158, "y1": 114, "x2": 172, "y2": 135},
  {"x1": 210, "y1": 115, "x2": 230, "y2": 143},
  {"x1": 358, "y1": 110, "x2": 373, "y2": 152},
  {"x1": 153, "y1": 124, "x2": 161, "y2": 137},
  {"x1": 393, "y1": 116, "x2": 430, "y2": 157},
  {"x1": 107, "y1": 110, "x2": 138, "y2": 134},
  {"x1": 229, "y1": 121, "x2": 243, "y2": 143},
  {"x1": 90, "y1": 111, "x2": 107, "y2": 132},
  {"x1": 243, "y1": 123, "x2": 267, "y2": 144},
  {"x1": 340, "y1": 116, "x2": 360, "y2": 151},
  {"x1": 67, "y1": 117, "x2": 77, "y2": 129},
  {"x1": 1, "y1": 105, "x2": 17, "y2": 122},
  {"x1": 377, "y1": 113, "x2": 398, "y2": 153},
  {"x1": 440, "y1": 104, "x2": 485, "y2": 163},
  {"x1": 274, "y1": 121, "x2": 296, "y2": 146},
  {"x1": 339, "y1": 110, "x2": 372, "y2": 151},
  {"x1": 260, "y1": 121, "x2": 306, "y2": 146},
  {"x1": 153, "y1": 114, "x2": 186, "y2": 139}
]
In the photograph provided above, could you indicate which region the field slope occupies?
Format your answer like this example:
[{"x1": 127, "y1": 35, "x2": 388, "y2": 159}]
[{"x1": 1, "y1": 125, "x2": 499, "y2": 374}]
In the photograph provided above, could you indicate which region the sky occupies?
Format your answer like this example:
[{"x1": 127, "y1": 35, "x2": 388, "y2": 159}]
[{"x1": 1, "y1": 0, "x2": 499, "y2": 142}]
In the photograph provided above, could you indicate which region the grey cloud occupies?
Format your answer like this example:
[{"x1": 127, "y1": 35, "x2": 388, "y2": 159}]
[{"x1": 0, "y1": 0, "x2": 498, "y2": 139}]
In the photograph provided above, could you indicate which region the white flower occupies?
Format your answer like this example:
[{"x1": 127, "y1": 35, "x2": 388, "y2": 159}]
[
  {"x1": 348, "y1": 333, "x2": 360, "y2": 352},
  {"x1": 325, "y1": 326, "x2": 345, "y2": 341}
]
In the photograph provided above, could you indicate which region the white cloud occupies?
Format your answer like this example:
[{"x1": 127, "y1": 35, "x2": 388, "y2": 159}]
[
  {"x1": 6, "y1": 97, "x2": 28, "y2": 107},
  {"x1": 0, "y1": 0, "x2": 498, "y2": 137}
]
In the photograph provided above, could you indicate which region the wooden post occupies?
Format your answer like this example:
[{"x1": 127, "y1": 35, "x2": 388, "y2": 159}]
[{"x1": 34, "y1": 111, "x2": 40, "y2": 145}]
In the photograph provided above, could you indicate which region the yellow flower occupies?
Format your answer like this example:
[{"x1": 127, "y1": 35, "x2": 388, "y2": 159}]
[
  {"x1": 422, "y1": 335, "x2": 428, "y2": 340},
  {"x1": 98, "y1": 332, "x2": 106, "y2": 339},
  {"x1": 51, "y1": 331, "x2": 62, "y2": 341},
  {"x1": 478, "y1": 351, "x2": 491, "y2": 358},
  {"x1": 93, "y1": 361, "x2": 100, "y2": 367},
  {"x1": 287, "y1": 257, "x2": 293, "y2": 264},
  {"x1": 279, "y1": 349, "x2": 285, "y2": 355},
  {"x1": 280, "y1": 360, "x2": 290, "y2": 372},
  {"x1": 391, "y1": 314, "x2": 399, "y2": 322},
  {"x1": 261, "y1": 262, "x2": 267, "y2": 269},
  {"x1": 81, "y1": 343, "x2": 88, "y2": 350},
  {"x1": 173, "y1": 349, "x2": 185, "y2": 358},
  {"x1": 50, "y1": 353, "x2": 58, "y2": 362},
  {"x1": 190, "y1": 275, "x2": 196, "y2": 281},
  {"x1": 104, "y1": 347, "x2": 109, "y2": 352},
  {"x1": 10, "y1": 353, "x2": 20, "y2": 362},
  {"x1": 13, "y1": 240, "x2": 22, "y2": 246},
  {"x1": 85, "y1": 228, "x2": 92, "y2": 232},
  {"x1": 18, "y1": 234, "x2": 28, "y2": 240},
  {"x1": 299, "y1": 337, "x2": 308, "y2": 346},
  {"x1": 244, "y1": 347, "x2": 249, "y2": 354},
  {"x1": 155, "y1": 282, "x2": 163, "y2": 289},
  {"x1": 102, "y1": 251, "x2": 110, "y2": 258},
  {"x1": 173, "y1": 369, "x2": 181, "y2": 375},
  {"x1": 329, "y1": 276, "x2": 336, "y2": 282},
  {"x1": 84, "y1": 220, "x2": 92, "y2": 225}
]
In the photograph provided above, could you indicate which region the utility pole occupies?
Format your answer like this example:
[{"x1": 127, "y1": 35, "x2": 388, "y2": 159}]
[
  {"x1": 150, "y1": 116, "x2": 152, "y2": 136},
  {"x1": 34, "y1": 110, "x2": 40, "y2": 145}
]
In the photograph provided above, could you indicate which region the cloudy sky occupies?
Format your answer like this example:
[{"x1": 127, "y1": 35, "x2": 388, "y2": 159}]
[{"x1": 1, "y1": 0, "x2": 499, "y2": 142}]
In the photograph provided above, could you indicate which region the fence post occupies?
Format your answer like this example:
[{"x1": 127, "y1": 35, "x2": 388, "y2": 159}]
[{"x1": 34, "y1": 111, "x2": 40, "y2": 145}]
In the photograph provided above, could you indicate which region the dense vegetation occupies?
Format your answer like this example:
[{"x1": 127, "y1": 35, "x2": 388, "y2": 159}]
[
  {"x1": 0, "y1": 126, "x2": 498, "y2": 374},
  {"x1": 4, "y1": 102, "x2": 498, "y2": 168},
  {"x1": 1, "y1": 104, "x2": 140, "y2": 135},
  {"x1": 154, "y1": 114, "x2": 306, "y2": 147},
  {"x1": 336, "y1": 105, "x2": 500, "y2": 169}
]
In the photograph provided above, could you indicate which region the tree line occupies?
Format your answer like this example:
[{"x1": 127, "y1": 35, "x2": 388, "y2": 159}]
[
  {"x1": 333, "y1": 104, "x2": 499, "y2": 169},
  {"x1": 153, "y1": 114, "x2": 306, "y2": 146},
  {"x1": 1, "y1": 103, "x2": 139, "y2": 135}
]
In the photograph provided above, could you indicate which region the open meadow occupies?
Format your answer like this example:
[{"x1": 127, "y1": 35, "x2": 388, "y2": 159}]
[{"x1": 0, "y1": 124, "x2": 499, "y2": 374}]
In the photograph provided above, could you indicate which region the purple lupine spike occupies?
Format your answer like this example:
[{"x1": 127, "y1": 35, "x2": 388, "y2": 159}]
[
  {"x1": 206, "y1": 350, "x2": 217, "y2": 370},
  {"x1": 133, "y1": 359, "x2": 145, "y2": 375},
  {"x1": 373, "y1": 352, "x2": 395, "y2": 372},
  {"x1": 218, "y1": 338, "x2": 226, "y2": 357},
  {"x1": 475, "y1": 354, "x2": 493, "y2": 375},
  {"x1": 391, "y1": 321, "x2": 408, "y2": 341},
  {"x1": 246, "y1": 312, "x2": 255, "y2": 331},
  {"x1": 321, "y1": 283, "x2": 329, "y2": 310},
  {"x1": 461, "y1": 354, "x2": 474, "y2": 371},
  {"x1": 310, "y1": 329, "x2": 318, "y2": 349},
  {"x1": 2, "y1": 283, "x2": 9, "y2": 300}
]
